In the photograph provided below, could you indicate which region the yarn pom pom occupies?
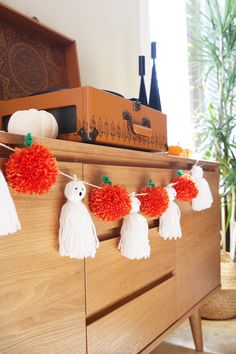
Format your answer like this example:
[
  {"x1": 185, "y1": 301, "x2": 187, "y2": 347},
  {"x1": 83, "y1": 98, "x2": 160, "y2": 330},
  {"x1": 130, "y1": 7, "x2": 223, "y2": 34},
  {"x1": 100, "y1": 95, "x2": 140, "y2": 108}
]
[
  {"x1": 139, "y1": 186, "x2": 169, "y2": 217},
  {"x1": 90, "y1": 184, "x2": 131, "y2": 221},
  {"x1": 6, "y1": 144, "x2": 58, "y2": 194},
  {"x1": 172, "y1": 172, "x2": 199, "y2": 201}
]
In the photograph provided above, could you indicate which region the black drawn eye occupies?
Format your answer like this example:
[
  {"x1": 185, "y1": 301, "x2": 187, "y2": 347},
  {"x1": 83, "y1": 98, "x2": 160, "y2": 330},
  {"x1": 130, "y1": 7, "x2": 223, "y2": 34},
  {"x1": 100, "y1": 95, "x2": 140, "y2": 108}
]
[{"x1": 75, "y1": 187, "x2": 78, "y2": 190}]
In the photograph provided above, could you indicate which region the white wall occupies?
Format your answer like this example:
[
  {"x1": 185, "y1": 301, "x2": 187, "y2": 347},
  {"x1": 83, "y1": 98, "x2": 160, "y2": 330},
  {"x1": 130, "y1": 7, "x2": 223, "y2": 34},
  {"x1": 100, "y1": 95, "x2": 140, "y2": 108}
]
[{"x1": 2, "y1": 0, "x2": 150, "y2": 98}]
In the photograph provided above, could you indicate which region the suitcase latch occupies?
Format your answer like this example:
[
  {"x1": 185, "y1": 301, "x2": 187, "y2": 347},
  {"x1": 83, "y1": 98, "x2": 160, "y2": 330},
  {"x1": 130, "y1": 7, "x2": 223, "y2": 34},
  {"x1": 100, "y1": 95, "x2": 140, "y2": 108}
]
[
  {"x1": 77, "y1": 127, "x2": 99, "y2": 143},
  {"x1": 142, "y1": 117, "x2": 151, "y2": 128},
  {"x1": 133, "y1": 100, "x2": 141, "y2": 111}
]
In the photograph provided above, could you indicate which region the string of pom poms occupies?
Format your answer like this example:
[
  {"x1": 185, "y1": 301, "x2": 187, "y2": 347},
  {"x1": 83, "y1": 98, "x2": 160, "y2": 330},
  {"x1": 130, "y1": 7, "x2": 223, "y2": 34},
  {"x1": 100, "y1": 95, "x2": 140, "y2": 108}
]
[
  {"x1": 0, "y1": 142, "x2": 148, "y2": 194},
  {"x1": 0, "y1": 139, "x2": 212, "y2": 213}
]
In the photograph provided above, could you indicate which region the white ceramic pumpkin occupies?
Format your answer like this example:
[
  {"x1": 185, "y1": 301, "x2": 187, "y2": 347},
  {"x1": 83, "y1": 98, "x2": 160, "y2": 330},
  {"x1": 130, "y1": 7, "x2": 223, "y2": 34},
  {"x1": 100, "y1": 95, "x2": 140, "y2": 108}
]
[{"x1": 7, "y1": 108, "x2": 58, "y2": 138}]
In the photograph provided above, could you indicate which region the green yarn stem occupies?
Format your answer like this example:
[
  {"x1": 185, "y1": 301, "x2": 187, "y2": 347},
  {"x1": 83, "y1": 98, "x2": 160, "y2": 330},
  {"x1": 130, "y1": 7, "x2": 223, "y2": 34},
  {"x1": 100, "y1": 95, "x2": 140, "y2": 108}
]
[
  {"x1": 177, "y1": 169, "x2": 184, "y2": 177},
  {"x1": 24, "y1": 133, "x2": 33, "y2": 147},
  {"x1": 148, "y1": 179, "x2": 155, "y2": 188},
  {"x1": 102, "y1": 175, "x2": 112, "y2": 185}
]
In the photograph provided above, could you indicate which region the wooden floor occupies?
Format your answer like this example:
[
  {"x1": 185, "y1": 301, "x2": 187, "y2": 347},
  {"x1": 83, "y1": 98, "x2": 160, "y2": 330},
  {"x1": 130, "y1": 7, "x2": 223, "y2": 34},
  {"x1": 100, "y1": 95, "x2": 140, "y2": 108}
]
[{"x1": 151, "y1": 319, "x2": 236, "y2": 354}]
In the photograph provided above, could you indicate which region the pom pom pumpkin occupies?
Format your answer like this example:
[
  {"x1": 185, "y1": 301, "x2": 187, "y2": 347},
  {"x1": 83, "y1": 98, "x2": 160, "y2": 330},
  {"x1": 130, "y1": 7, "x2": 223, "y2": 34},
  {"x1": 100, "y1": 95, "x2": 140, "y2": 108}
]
[
  {"x1": 90, "y1": 179, "x2": 131, "y2": 221},
  {"x1": 139, "y1": 181, "x2": 169, "y2": 217},
  {"x1": 5, "y1": 143, "x2": 58, "y2": 194},
  {"x1": 168, "y1": 145, "x2": 183, "y2": 156},
  {"x1": 172, "y1": 170, "x2": 199, "y2": 201}
]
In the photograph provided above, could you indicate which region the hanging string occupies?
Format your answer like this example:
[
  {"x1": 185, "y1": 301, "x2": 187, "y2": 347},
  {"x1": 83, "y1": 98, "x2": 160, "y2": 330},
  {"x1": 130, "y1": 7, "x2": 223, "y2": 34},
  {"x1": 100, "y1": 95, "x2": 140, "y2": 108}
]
[
  {"x1": 59, "y1": 171, "x2": 74, "y2": 180},
  {"x1": 192, "y1": 159, "x2": 205, "y2": 168},
  {"x1": 0, "y1": 141, "x2": 102, "y2": 189},
  {"x1": 0, "y1": 142, "x2": 16, "y2": 152},
  {"x1": 0, "y1": 140, "x2": 199, "y2": 192},
  {"x1": 84, "y1": 181, "x2": 102, "y2": 189},
  {"x1": 59, "y1": 171, "x2": 102, "y2": 189}
]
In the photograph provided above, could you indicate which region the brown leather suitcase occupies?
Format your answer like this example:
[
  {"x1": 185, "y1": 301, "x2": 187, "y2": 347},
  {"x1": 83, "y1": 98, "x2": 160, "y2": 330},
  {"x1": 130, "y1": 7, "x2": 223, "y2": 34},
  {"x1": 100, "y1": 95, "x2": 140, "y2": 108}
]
[{"x1": 0, "y1": 3, "x2": 167, "y2": 152}]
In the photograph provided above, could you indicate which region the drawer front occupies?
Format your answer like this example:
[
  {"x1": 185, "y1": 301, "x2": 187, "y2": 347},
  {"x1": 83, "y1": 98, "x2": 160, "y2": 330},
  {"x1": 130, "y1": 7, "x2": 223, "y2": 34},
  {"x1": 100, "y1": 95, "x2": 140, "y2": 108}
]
[
  {"x1": 176, "y1": 171, "x2": 221, "y2": 317},
  {"x1": 85, "y1": 228, "x2": 176, "y2": 316},
  {"x1": 83, "y1": 164, "x2": 175, "y2": 234},
  {"x1": 0, "y1": 161, "x2": 86, "y2": 354},
  {"x1": 87, "y1": 276, "x2": 176, "y2": 354}
]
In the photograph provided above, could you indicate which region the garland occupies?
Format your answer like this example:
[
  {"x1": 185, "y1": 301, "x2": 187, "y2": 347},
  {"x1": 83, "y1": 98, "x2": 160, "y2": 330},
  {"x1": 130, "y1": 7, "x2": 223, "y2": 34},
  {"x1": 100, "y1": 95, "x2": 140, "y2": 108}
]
[{"x1": 0, "y1": 136, "x2": 213, "y2": 260}]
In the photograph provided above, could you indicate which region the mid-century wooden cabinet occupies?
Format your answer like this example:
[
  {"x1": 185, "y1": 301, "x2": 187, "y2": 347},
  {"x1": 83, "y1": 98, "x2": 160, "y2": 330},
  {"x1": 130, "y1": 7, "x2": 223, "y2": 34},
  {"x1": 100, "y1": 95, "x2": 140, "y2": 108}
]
[{"x1": 0, "y1": 133, "x2": 221, "y2": 353}]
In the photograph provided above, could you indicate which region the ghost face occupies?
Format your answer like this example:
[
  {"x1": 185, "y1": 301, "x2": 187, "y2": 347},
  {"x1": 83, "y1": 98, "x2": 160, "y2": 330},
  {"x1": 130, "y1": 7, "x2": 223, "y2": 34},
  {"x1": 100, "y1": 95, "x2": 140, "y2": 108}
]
[
  {"x1": 64, "y1": 180, "x2": 86, "y2": 202},
  {"x1": 130, "y1": 196, "x2": 141, "y2": 213}
]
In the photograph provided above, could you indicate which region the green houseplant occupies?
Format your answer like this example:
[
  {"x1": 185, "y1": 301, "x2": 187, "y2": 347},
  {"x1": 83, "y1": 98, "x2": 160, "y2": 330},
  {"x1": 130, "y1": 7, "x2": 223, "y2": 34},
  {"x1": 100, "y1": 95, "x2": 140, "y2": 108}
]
[
  {"x1": 188, "y1": 0, "x2": 236, "y2": 260},
  {"x1": 187, "y1": 0, "x2": 236, "y2": 319}
]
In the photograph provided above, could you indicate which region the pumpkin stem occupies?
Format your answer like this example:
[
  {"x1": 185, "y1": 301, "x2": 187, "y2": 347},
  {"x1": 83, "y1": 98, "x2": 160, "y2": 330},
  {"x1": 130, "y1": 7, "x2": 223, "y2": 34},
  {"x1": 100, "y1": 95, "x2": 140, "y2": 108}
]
[
  {"x1": 148, "y1": 179, "x2": 155, "y2": 188},
  {"x1": 24, "y1": 133, "x2": 33, "y2": 147},
  {"x1": 177, "y1": 169, "x2": 184, "y2": 177},
  {"x1": 102, "y1": 176, "x2": 112, "y2": 185}
]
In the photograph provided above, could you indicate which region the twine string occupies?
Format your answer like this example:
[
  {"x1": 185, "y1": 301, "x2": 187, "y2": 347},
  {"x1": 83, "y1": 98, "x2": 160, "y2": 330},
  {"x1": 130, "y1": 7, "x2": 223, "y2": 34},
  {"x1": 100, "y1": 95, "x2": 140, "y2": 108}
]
[
  {"x1": 59, "y1": 171, "x2": 74, "y2": 180},
  {"x1": 59, "y1": 171, "x2": 102, "y2": 189},
  {"x1": 0, "y1": 140, "x2": 188, "y2": 192},
  {"x1": 0, "y1": 142, "x2": 16, "y2": 152}
]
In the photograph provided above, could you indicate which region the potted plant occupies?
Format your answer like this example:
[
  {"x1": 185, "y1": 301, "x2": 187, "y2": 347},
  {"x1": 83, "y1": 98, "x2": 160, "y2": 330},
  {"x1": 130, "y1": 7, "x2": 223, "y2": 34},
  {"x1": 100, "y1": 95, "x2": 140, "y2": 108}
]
[{"x1": 187, "y1": 0, "x2": 236, "y2": 319}]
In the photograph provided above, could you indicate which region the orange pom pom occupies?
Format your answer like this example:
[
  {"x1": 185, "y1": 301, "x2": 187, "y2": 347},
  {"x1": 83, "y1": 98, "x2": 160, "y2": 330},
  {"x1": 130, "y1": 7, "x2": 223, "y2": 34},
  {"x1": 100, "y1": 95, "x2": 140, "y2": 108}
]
[
  {"x1": 139, "y1": 186, "x2": 169, "y2": 217},
  {"x1": 90, "y1": 184, "x2": 131, "y2": 221},
  {"x1": 6, "y1": 144, "x2": 58, "y2": 194},
  {"x1": 168, "y1": 145, "x2": 183, "y2": 156},
  {"x1": 172, "y1": 174, "x2": 199, "y2": 201}
]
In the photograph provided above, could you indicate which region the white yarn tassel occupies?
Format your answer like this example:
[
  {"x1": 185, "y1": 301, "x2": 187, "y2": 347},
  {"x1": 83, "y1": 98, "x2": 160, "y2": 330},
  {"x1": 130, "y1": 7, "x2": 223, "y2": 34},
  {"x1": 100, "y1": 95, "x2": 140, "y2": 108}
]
[
  {"x1": 59, "y1": 179, "x2": 99, "y2": 259},
  {"x1": 118, "y1": 193, "x2": 150, "y2": 260},
  {"x1": 191, "y1": 166, "x2": 213, "y2": 211},
  {"x1": 159, "y1": 185, "x2": 182, "y2": 240},
  {"x1": 0, "y1": 170, "x2": 21, "y2": 236}
]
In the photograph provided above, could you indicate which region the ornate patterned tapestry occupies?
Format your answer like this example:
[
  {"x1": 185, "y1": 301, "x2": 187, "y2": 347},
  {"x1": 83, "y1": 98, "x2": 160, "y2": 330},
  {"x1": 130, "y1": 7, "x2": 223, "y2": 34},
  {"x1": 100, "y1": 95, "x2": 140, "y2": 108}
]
[{"x1": 0, "y1": 19, "x2": 68, "y2": 100}]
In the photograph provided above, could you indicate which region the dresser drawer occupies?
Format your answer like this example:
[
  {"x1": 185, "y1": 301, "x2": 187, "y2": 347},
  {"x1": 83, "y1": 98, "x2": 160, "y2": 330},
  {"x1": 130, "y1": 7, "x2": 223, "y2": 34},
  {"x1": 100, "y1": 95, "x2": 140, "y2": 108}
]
[
  {"x1": 176, "y1": 171, "x2": 221, "y2": 317},
  {"x1": 87, "y1": 276, "x2": 176, "y2": 354},
  {"x1": 85, "y1": 228, "x2": 176, "y2": 316},
  {"x1": 0, "y1": 161, "x2": 87, "y2": 354}
]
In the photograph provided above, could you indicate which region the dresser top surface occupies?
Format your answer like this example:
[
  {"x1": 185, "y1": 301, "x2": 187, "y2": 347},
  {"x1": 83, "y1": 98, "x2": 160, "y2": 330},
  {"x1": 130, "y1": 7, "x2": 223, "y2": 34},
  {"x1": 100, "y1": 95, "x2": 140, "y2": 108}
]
[{"x1": 0, "y1": 132, "x2": 218, "y2": 171}]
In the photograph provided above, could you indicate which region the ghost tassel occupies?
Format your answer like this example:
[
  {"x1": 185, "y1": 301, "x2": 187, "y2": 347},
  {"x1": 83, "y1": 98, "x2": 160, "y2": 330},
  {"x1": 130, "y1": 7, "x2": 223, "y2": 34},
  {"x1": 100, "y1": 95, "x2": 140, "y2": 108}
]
[
  {"x1": 159, "y1": 185, "x2": 182, "y2": 240},
  {"x1": 0, "y1": 170, "x2": 21, "y2": 236},
  {"x1": 190, "y1": 165, "x2": 213, "y2": 211},
  {"x1": 118, "y1": 193, "x2": 150, "y2": 260},
  {"x1": 59, "y1": 177, "x2": 99, "y2": 259}
]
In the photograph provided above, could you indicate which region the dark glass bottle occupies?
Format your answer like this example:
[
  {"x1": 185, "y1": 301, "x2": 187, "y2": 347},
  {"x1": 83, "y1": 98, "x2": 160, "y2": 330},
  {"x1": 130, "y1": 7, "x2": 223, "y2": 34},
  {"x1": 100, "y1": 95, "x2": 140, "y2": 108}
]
[
  {"x1": 138, "y1": 55, "x2": 148, "y2": 105},
  {"x1": 149, "y1": 42, "x2": 162, "y2": 111}
]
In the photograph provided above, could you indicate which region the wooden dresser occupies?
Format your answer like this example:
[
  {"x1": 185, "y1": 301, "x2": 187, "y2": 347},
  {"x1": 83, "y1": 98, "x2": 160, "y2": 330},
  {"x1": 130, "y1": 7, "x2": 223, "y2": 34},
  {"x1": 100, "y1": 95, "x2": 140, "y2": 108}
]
[{"x1": 0, "y1": 133, "x2": 221, "y2": 354}]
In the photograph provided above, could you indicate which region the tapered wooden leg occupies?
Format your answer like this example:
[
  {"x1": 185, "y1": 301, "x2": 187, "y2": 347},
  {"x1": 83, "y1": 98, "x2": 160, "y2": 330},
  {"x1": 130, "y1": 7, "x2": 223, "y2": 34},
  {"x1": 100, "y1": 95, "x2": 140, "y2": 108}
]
[{"x1": 189, "y1": 309, "x2": 203, "y2": 352}]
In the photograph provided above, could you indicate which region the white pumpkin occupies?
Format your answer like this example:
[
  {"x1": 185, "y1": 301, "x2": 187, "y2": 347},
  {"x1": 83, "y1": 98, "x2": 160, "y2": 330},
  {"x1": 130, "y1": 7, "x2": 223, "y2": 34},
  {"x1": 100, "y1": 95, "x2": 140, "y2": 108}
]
[{"x1": 7, "y1": 108, "x2": 58, "y2": 138}]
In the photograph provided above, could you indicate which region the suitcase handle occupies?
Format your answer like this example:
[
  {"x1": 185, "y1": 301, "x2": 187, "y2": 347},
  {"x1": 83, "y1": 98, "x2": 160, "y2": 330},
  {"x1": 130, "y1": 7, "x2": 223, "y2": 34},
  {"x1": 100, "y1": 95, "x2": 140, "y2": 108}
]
[{"x1": 122, "y1": 111, "x2": 152, "y2": 138}]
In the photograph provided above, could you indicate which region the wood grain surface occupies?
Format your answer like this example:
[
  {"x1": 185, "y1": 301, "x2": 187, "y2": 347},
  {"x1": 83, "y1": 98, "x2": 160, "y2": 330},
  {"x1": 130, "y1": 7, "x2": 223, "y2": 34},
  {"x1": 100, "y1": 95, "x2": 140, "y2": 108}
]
[
  {"x1": 0, "y1": 134, "x2": 221, "y2": 353},
  {"x1": 85, "y1": 228, "x2": 176, "y2": 316},
  {"x1": 176, "y1": 171, "x2": 221, "y2": 317},
  {"x1": 0, "y1": 160, "x2": 86, "y2": 353},
  {"x1": 87, "y1": 277, "x2": 177, "y2": 354}
]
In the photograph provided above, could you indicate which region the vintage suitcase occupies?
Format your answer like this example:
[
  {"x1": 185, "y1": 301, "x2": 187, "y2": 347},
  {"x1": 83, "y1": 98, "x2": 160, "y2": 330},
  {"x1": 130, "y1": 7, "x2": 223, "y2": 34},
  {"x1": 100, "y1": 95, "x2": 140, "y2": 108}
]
[{"x1": 0, "y1": 3, "x2": 167, "y2": 152}]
